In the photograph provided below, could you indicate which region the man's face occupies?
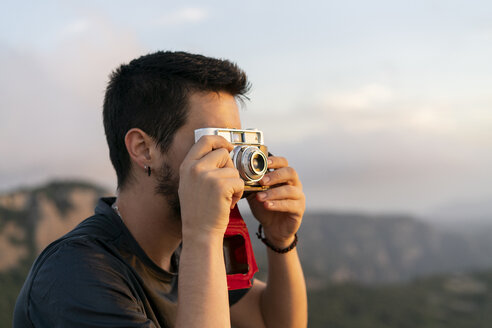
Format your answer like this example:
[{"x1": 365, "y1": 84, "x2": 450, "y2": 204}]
[{"x1": 154, "y1": 91, "x2": 242, "y2": 220}]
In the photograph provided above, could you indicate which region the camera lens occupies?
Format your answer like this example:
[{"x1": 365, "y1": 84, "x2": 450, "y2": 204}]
[
  {"x1": 252, "y1": 153, "x2": 266, "y2": 174},
  {"x1": 231, "y1": 146, "x2": 268, "y2": 182}
]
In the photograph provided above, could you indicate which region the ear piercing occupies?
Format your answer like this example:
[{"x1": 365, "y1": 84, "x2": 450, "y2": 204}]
[{"x1": 144, "y1": 165, "x2": 151, "y2": 177}]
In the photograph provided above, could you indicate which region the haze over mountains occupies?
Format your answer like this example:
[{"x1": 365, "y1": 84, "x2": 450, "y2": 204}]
[{"x1": 1, "y1": 180, "x2": 491, "y2": 327}]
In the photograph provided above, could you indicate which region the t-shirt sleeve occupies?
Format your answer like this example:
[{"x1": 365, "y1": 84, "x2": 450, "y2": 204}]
[
  {"x1": 27, "y1": 239, "x2": 156, "y2": 328},
  {"x1": 228, "y1": 287, "x2": 251, "y2": 307}
]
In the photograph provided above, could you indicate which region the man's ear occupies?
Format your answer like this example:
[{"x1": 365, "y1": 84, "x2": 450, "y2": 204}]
[{"x1": 124, "y1": 128, "x2": 154, "y2": 171}]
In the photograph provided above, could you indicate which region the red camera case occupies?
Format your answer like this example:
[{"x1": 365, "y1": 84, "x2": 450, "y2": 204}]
[{"x1": 224, "y1": 206, "x2": 258, "y2": 290}]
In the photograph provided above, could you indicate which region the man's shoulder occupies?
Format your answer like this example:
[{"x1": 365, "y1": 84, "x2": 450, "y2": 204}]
[
  {"x1": 65, "y1": 207, "x2": 123, "y2": 240},
  {"x1": 27, "y1": 212, "x2": 121, "y2": 271},
  {"x1": 25, "y1": 221, "x2": 131, "y2": 294},
  {"x1": 14, "y1": 224, "x2": 142, "y2": 327},
  {"x1": 31, "y1": 210, "x2": 130, "y2": 283},
  {"x1": 35, "y1": 234, "x2": 131, "y2": 286}
]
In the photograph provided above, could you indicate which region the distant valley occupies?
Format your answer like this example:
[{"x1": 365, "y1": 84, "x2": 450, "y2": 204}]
[{"x1": 1, "y1": 180, "x2": 492, "y2": 327}]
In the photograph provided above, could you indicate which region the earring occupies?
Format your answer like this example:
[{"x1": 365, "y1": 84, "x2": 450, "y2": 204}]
[{"x1": 144, "y1": 165, "x2": 151, "y2": 177}]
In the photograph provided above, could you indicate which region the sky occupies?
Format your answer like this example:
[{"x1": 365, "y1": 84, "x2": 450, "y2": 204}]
[{"x1": 0, "y1": 0, "x2": 491, "y2": 220}]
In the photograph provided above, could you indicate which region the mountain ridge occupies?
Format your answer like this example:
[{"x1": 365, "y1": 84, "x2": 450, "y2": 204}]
[{"x1": 1, "y1": 179, "x2": 492, "y2": 327}]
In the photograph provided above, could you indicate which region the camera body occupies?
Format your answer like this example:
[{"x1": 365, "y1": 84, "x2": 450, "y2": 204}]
[{"x1": 194, "y1": 128, "x2": 269, "y2": 195}]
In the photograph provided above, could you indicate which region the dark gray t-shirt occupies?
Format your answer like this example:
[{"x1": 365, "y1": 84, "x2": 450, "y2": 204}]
[{"x1": 14, "y1": 197, "x2": 250, "y2": 327}]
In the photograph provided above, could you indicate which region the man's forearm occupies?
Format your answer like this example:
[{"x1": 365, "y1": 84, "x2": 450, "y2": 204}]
[
  {"x1": 261, "y1": 239, "x2": 308, "y2": 328},
  {"x1": 175, "y1": 233, "x2": 230, "y2": 328}
]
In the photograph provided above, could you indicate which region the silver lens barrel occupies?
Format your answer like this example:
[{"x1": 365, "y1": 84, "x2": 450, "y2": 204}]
[{"x1": 231, "y1": 146, "x2": 268, "y2": 182}]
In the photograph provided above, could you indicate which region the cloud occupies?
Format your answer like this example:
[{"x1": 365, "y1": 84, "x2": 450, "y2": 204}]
[
  {"x1": 153, "y1": 7, "x2": 209, "y2": 26},
  {"x1": 239, "y1": 82, "x2": 492, "y2": 214},
  {"x1": 0, "y1": 15, "x2": 144, "y2": 192},
  {"x1": 1, "y1": 11, "x2": 491, "y2": 217},
  {"x1": 247, "y1": 83, "x2": 463, "y2": 141},
  {"x1": 313, "y1": 83, "x2": 492, "y2": 136},
  {"x1": 323, "y1": 84, "x2": 394, "y2": 111},
  {"x1": 58, "y1": 19, "x2": 91, "y2": 39}
]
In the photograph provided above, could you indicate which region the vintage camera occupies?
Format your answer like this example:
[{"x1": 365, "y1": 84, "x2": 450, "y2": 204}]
[
  {"x1": 194, "y1": 128, "x2": 269, "y2": 195},
  {"x1": 194, "y1": 127, "x2": 267, "y2": 290}
]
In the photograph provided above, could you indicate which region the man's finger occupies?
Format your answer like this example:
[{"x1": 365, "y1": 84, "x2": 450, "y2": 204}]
[
  {"x1": 255, "y1": 185, "x2": 303, "y2": 202},
  {"x1": 206, "y1": 167, "x2": 240, "y2": 180},
  {"x1": 262, "y1": 198, "x2": 305, "y2": 214},
  {"x1": 204, "y1": 174, "x2": 243, "y2": 208},
  {"x1": 230, "y1": 179, "x2": 245, "y2": 209},
  {"x1": 260, "y1": 166, "x2": 300, "y2": 187},
  {"x1": 266, "y1": 156, "x2": 289, "y2": 170},
  {"x1": 185, "y1": 135, "x2": 234, "y2": 161},
  {"x1": 198, "y1": 148, "x2": 234, "y2": 169}
]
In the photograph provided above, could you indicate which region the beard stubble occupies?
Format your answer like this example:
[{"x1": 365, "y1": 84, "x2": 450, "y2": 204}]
[{"x1": 154, "y1": 161, "x2": 181, "y2": 221}]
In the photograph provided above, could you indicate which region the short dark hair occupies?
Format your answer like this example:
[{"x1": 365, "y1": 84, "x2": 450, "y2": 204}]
[{"x1": 103, "y1": 51, "x2": 250, "y2": 189}]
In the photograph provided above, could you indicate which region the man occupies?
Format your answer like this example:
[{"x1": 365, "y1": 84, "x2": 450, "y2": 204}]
[{"x1": 14, "y1": 51, "x2": 307, "y2": 327}]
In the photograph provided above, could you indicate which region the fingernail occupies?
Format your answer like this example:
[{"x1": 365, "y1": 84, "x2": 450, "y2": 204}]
[
  {"x1": 257, "y1": 192, "x2": 267, "y2": 200},
  {"x1": 262, "y1": 176, "x2": 270, "y2": 184},
  {"x1": 267, "y1": 159, "x2": 273, "y2": 165},
  {"x1": 267, "y1": 201, "x2": 274, "y2": 207}
]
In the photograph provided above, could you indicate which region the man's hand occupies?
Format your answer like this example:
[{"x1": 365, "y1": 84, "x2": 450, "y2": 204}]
[
  {"x1": 233, "y1": 156, "x2": 307, "y2": 328},
  {"x1": 176, "y1": 135, "x2": 244, "y2": 328},
  {"x1": 247, "y1": 156, "x2": 305, "y2": 248},
  {"x1": 178, "y1": 135, "x2": 244, "y2": 238}
]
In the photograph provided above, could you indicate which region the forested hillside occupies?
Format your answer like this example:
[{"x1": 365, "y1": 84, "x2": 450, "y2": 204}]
[{"x1": 1, "y1": 180, "x2": 492, "y2": 327}]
